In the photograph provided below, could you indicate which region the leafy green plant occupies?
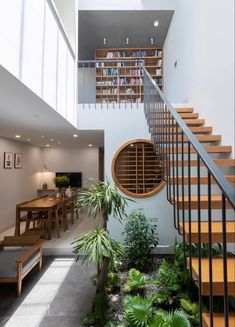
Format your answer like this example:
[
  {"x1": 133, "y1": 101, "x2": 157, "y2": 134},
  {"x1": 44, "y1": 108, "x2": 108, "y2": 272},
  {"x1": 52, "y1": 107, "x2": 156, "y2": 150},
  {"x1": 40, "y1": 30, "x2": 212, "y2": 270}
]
[
  {"x1": 123, "y1": 295, "x2": 155, "y2": 327},
  {"x1": 53, "y1": 175, "x2": 70, "y2": 190},
  {"x1": 81, "y1": 313, "x2": 95, "y2": 326},
  {"x1": 107, "y1": 272, "x2": 121, "y2": 290},
  {"x1": 76, "y1": 178, "x2": 132, "y2": 229},
  {"x1": 124, "y1": 268, "x2": 148, "y2": 293},
  {"x1": 149, "y1": 309, "x2": 191, "y2": 327},
  {"x1": 72, "y1": 228, "x2": 124, "y2": 294},
  {"x1": 180, "y1": 298, "x2": 200, "y2": 325},
  {"x1": 123, "y1": 209, "x2": 159, "y2": 270},
  {"x1": 152, "y1": 259, "x2": 190, "y2": 307},
  {"x1": 104, "y1": 322, "x2": 125, "y2": 327}
]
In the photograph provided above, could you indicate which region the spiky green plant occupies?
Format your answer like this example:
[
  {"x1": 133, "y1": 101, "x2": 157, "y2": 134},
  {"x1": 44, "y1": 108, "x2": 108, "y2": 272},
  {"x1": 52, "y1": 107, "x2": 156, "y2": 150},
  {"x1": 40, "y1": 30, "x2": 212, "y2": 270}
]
[
  {"x1": 72, "y1": 228, "x2": 124, "y2": 293},
  {"x1": 76, "y1": 178, "x2": 132, "y2": 229},
  {"x1": 124, "y1": 268, "x2": 148, "y2": 293}
]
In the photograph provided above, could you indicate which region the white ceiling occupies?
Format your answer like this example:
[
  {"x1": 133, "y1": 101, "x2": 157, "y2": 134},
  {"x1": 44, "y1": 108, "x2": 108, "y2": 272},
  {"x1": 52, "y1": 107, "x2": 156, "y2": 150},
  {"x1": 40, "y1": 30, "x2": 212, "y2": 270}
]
[{"x1": 0, "y1": 65, "x2": 104, "y2": 148}]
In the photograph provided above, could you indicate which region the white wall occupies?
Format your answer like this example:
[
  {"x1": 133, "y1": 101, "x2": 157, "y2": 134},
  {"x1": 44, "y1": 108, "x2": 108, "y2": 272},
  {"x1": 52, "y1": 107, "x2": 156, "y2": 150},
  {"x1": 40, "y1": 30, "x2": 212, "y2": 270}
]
[
  {"x1": 78, "y1": 0, "x2": 176, "y2": 10},
  {"x1": 53, "y1": 0, "x2": 76, "y2": 51},
  {"x1": 0, "y1": 137, "x2": 42, "y2": 232},
  {"x1": 164, "y1": 0, "x2": 235, "y2": 151},
  {"x1": 0, "y1": 0, "x2": 76, "y2": 126},
  {"x1": 42, "y1": 147, "x2": 100, "y2": 188},
  {"x1": 78, "y1": 104, "x2": 177, "y2": 248}
]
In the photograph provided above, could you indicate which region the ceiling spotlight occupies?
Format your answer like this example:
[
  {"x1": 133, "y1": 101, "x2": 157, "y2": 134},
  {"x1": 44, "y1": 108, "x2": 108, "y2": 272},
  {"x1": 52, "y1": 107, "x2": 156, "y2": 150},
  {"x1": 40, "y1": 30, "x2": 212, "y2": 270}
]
[
  {"x1": 126, "y1": 37, "x2": 129, "y2": 45},
  {"x1": 73, "y1": 134, "x2": 78, "y2": 138},
  {"x1": 15, "y1": 135, "x2": 21, "y2": 138},
  {"x1": 58, "y1": 141, "x2": 62, "y2": 144},
  {"x1": 50, "y1": 138, "x2": 54, "y2": 141},
  {"x1": 45, "y1": 144, "x2": 50, "y2": 147},
  {"x1": 41, "y1": 135, "x2": 45, "y2": 138},
  {"x1": 150, "y1": 37, "x2": 154, "y2": 45},
  {"x1": 130, "y1": 144, "x2": 134, "y2": 147},
  {"x1": 103, "y1": 38, "x2": 106, "y2": 45},
  {"x1": 27, "y1": 138, "x2": 31, "y2": 142},
  {"x1": 154, "y1": 20, "x2": 159, "y2": 27},
  {"x1": 88, "y1": 144, "x2": 92, "y2": 147}
]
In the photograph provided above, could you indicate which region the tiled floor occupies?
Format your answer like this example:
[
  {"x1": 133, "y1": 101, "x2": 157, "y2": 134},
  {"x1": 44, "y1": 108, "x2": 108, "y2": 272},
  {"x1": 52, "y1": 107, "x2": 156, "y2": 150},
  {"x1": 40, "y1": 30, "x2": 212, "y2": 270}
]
[
  {"x1": 0, "y1": 210, "x2": 102, "y2": 255},
  {"x1": 0, "y1": 257, "x2": 96, "y2": 327}
]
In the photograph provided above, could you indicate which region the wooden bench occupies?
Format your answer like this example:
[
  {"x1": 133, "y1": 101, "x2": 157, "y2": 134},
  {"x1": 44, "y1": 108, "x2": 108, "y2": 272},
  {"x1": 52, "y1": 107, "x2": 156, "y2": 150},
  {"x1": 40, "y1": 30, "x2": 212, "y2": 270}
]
[{"x1": 0, "y1": 236, "x2": 43, "y2": 296}]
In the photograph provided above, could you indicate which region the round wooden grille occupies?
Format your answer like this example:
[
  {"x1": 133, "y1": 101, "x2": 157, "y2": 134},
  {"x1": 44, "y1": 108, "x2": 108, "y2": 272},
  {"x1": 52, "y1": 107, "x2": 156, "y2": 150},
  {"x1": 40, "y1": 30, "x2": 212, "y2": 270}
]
[{"x1": 112, "y1": 139, "x2": 164, "y2": 198}]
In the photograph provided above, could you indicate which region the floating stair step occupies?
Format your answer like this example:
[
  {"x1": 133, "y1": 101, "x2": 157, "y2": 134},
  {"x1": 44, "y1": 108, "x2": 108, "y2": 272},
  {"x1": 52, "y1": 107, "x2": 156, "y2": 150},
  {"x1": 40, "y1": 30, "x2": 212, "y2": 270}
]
[
  {"x1": 187, "y1": 257, "x2": 235, "y2": 296},
  {"x1": 170, "y1": 159, "x2": 235, "y2": 167},
  {"x1": 179, "y1": 221, "x2": 235, "y2": 243},
  {"x1": 149, "y1": 118, "x2": 205, "y2": 126},
  {"x1": 175, "y1": 108, "x2": 194, "y2": 113},
  {"x1": 161, "y1": 113, "x2": 199, "y2": 119},
  {"x1": 170, "y1": 175, "x2": 235, "y2": 185},
  {"x1": 159, "y1": 135, "x2": 221, "y2": 143},
  {"x1": 153, "y1": 126, "x2": 213, "y2": 134},
  {"x1": 175, "y1": 195, "x2": 233, "y2": 210},
  {"x1": 202, "y1": 312, "x2": 235, "y2": 327},
  {"x1": 166, "y1": 145, "x2": 232, "y2": 154}
]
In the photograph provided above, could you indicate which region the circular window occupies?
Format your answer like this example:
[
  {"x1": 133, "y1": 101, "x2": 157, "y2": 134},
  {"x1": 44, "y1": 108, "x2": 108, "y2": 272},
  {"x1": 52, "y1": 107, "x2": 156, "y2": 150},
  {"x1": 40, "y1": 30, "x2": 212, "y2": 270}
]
[{"x1": 112, "y1": 139, "x2": 164, "y2": 198}]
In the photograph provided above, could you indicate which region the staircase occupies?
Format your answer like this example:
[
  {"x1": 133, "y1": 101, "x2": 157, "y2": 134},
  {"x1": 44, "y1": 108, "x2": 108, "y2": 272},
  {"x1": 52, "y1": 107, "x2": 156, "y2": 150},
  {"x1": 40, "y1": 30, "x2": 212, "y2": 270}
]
[{"x1": 143, "y1": 69, "x2": 235, "y2": 327}]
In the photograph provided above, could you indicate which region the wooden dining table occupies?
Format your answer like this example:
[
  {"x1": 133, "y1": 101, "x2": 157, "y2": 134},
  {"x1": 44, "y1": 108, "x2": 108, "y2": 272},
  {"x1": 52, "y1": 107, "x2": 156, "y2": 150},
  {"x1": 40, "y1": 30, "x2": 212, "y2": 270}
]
[{"x1": 15, "y1": 196, "x2": 65, "y2": 240}]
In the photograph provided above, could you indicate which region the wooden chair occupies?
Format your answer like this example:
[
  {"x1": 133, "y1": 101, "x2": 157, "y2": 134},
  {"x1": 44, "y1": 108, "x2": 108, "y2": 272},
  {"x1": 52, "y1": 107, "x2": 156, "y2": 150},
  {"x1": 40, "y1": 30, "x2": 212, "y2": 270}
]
[
  {"x1": 0, "y1": 236, "x2": 43, "y2": 296},
  {"x1": 64, "y1": 195, "x2": 76, "y2": 225}
]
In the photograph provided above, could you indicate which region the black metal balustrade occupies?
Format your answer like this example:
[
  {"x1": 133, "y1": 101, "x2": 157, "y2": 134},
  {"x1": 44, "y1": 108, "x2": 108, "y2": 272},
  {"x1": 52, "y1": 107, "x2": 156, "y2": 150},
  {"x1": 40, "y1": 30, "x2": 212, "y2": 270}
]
[{"x1": 143, "y1": 67, "x2": 235, "y2": 327}]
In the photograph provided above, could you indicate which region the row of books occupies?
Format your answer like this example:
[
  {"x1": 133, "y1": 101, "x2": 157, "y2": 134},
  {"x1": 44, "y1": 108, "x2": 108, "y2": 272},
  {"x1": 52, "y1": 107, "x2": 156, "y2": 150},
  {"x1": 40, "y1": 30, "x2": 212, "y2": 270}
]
[
  {"x1": 156, "y1": 68, "x2": 162, "y2": 76},
  {"x1": 153, "y1": 78, "x2": 163, "y2": 85},
  {"x1": 98, "y1": 68, "x2": 143, "y2": 77},
  {"x1": 97, "y1": 88, "x2": 139, "y2": 95},
  {"x1": 105, "y1": 50, "x2": 162, "y2": 58},
  {"x1": 97, "y1": 78, "x2": 143, "y2": 86}
]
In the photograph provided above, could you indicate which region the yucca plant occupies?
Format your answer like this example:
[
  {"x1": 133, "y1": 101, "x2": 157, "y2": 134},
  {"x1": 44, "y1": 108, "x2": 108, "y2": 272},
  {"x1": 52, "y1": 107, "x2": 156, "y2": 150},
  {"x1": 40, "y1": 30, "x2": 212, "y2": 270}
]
[
  {"x1": 76, "y1": 178, "x2": 132, "y2": 229},
  {"x1": 124, "y1": 268, "x2": 148, "y2": 293},
  {"x1": 72, "y1": 228, "x2": 124, "y2": 293}
]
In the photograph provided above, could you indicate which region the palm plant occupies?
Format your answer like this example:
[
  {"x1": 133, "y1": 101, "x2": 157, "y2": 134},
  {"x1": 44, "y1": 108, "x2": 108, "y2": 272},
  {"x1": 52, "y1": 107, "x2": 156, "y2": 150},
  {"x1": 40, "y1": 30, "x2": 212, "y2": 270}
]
[
  {"x1": 124, "y1": 268, "x2": 148, "y2": 293},
  {"x1": 150, "y1": 309, "x2": 191, "y2": 327},
  {"x1": 76, "y1": 178, "x2": 132, "y2": 229},
  {"x1": 72, "y1": 228, "x2": 124, "y2": 293}
]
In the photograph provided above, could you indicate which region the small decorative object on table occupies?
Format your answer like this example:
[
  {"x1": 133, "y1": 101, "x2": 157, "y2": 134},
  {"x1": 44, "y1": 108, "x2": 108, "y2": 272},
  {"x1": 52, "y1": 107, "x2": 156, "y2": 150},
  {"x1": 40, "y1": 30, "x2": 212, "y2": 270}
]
[{"x1": 42, "y1": 182, "x2": 48, "y2": 190}]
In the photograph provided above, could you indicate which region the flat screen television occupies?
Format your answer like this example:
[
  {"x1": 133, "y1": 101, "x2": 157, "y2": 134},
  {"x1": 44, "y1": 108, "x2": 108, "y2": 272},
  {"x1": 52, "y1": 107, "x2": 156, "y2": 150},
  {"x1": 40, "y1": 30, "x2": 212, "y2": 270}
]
[{"x1": 56, "y1": 172, "x2": 82, "y2": 188}]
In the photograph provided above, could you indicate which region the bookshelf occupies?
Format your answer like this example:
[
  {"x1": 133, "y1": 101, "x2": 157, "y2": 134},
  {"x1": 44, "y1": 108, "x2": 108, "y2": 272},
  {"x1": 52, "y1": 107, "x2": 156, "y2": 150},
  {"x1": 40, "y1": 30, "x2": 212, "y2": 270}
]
[{"x1": 95, "y1": 47, "x2": 163, "y2": 104}]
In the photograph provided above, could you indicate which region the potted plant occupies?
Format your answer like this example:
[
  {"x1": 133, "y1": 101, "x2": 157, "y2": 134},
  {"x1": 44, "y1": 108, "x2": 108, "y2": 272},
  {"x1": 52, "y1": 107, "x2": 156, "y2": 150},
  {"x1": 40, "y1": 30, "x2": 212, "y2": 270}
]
[
  {"x1": 53, "y1": 175, "x2": 70, "y2": 193},
  {"x1": 76, "y1": 178, "x2": 133, "y2": 229}
]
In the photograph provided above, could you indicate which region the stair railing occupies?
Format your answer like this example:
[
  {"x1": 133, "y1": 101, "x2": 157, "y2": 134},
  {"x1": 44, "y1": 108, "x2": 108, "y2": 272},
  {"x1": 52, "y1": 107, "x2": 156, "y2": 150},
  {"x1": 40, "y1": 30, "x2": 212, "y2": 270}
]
[{"x1": 143, "y1": 67, "x2": 235, "y2": 327}]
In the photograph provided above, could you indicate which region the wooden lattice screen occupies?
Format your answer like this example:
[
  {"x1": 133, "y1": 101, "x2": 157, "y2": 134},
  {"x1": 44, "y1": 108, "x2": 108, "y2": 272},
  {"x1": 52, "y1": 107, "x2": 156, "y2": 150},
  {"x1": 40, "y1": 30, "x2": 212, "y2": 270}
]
[{"x1": 112, "y1": 139, "x2": 164, "y2": 198}]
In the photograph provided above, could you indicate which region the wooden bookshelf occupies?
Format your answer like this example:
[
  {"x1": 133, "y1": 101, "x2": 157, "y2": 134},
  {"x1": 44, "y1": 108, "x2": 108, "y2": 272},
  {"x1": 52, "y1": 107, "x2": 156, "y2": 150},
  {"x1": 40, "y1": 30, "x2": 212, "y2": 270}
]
[{"x1": 95, "y1": 47, "x2": 163, "y2": 104}]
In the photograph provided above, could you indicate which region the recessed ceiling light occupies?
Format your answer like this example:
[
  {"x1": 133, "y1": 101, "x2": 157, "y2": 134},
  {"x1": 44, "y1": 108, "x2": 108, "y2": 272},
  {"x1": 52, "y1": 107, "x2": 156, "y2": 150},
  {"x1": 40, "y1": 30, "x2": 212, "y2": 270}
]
[
  {"x1": 103, "y1": 38, "x2": 106, "y2": 45},
  {"x1": 154, "y1": 20, "x2": 159, "y2": 27},
  {"x1": 15, "y1": 135, "x2": 21, "y2": 138},
  {"x1": 130, "y1": 144, "x2": 134, "y2": 147},
  {"x1": 45, "y1": 144, "x2": 50, "y2": 147},
  {"x1": 41, "y1": 135, "x2": 45, "y2": 138},
  {"x1": 58, "y1": 141, "x2": 62, "y2": 144},
  {"x1": 50, "y1": 138, "x2": 54, "y2": 141},
  {"x1": 73, "y1": 134, "x2": 78, "y2": 138},
  {"x1": 126, "y1": 37, "x2": 129, "y2": 45},
  {"x1": 88, "y1": 144, "x2": 92, "y2": 147},
  {"x1": 27, "y1": 138, "x2": 31, "y2": 142}
]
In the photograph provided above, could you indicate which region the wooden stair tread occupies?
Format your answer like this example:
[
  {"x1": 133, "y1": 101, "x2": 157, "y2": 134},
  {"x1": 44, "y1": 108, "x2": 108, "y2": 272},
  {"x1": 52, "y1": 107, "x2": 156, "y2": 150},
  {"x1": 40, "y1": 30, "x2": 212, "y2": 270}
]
[
  {"x1": 160, "y1": 135, "x2": 221, "y2": 143},
  {"x1": 175, "y1": 108, "x2": 194, "y2": 113},
  {"x1": 179, "y1": 221, "x2": 235, "y2": 243},
  {"x1": 170, "y1": 159, "x2": 235, "y2": 167},
  {"x1": 167, "y1": 145, "x2": 232, "y2": 153},
  {"x1": 202, "y1": 313, "x2": 235, "y2": 327},
  {"x1": 170, "y1": 175, "x2": 235, "y2": 184},
  {"x1": 158, "y1": 126, "x2": 213, "y2": 133},
  {"x1": 188, "y1": 257, "x2": 235, "y2": 295},
  {"x1": 175, "y1": 195, "x2": 233, "y2": 209}
]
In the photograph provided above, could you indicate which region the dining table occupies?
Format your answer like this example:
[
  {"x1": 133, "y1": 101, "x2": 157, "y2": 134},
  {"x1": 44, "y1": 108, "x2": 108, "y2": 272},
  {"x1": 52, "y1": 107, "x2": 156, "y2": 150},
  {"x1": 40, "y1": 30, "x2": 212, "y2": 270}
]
[{"x1": 15, "y1": 196, "x2": 65, "y2": 240}]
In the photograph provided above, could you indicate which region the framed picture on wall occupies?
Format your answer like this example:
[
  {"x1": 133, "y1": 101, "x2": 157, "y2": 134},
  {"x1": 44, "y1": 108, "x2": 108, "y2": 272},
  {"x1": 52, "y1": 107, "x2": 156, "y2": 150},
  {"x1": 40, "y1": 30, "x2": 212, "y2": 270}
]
[
  {"x1": 4, "y1": 152, "x2": 13, "y2": 169},
  {"x1": 14, "y1": 153, "x2": 22, "y2": 169}
]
